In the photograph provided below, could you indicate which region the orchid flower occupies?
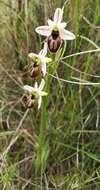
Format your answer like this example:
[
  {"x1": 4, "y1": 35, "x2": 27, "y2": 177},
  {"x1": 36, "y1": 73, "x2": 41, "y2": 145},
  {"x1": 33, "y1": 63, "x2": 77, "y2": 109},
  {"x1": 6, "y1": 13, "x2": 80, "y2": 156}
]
[
  {"x1": 23, "y1": 79, "x2": 47, "y2": 110},
  {"x1": 28, "y1": 43, "x2": 51, "y2": 77},
  {"x1": 35, "y1": 8, "x2": 75, "y2": 52}
]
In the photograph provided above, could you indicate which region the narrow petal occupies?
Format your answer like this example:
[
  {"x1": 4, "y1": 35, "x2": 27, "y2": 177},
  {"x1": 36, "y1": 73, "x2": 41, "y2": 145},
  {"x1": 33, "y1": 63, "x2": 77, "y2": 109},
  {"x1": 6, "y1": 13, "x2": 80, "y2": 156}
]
[
  {"x1": 54, "y1": 8, "x2": 63, "y2": 24},
  {"x1": 23, "y1": 85, "x2": 34, "y2": 92},
  {"x1": 38, "y1": 96, "x2": 42, "y2": 110},
  {"x1": 39, "y1": 79, "x2": 45, "y2": 90},
  {"x1": 59, "y1": 22, "x2": 67, "y2": 28},
  {"x1": 41, "y1": 42, "x2": 48, "y2": 57},
  {"x1": 28, "y1": 53, "x2": 39, "y2": 59},
  {"x1": 45, "y1": 57, "x2": 52, "y2": 63},
  {"x1": 60, "y1": 28, "x2": 75, "y2": 40},
  {"x1": 35, "y1": 26, "x2": 51, "y2": 37},
  {"x1": 41, "y1": 62, "x2": 46, "y2": 77},
  {"x1": 39, "y1": 50, "x2": 43, "y2": 56},
  {"x1": 48, "y1": 19, "x2": 55, "y2": 27},
  {"x1": 34, "y1": 82, "x2": 38, "y2": 89},
  {"x1": 39, "y1": 91, "x2": 48, "y2": 96}
]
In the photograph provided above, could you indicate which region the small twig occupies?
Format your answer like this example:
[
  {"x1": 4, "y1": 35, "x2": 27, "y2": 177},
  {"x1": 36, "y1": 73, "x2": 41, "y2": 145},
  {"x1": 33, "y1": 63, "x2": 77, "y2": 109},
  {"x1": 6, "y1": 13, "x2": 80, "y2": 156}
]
[
  {"x1": 0, "y1": 109, "x2": 29, "y2": 163},
  {"x1": 44, "y1": 173, "x2": 49, "y2": 190},
  {"x1": 61, "y1": 49, "x2": 100, "y2": 60},
  {"x1": 0, "y1": 63, "x2": 21, "y2": 88},
  {"x1": 62, "y1": 61, "x2": 100, "y2": 78},
  {"x1": 82, "y1": 15, "x2": 100, "y2": 29},
  {"x1": 7, "y1": 97, "x2": 23, "y2": 129},
  {"x1": 48, "y1": 73, "x2": 100, "y2": 86},
  {"x1": 87, "y1": 87, "x2": 100, "y2": 128}
]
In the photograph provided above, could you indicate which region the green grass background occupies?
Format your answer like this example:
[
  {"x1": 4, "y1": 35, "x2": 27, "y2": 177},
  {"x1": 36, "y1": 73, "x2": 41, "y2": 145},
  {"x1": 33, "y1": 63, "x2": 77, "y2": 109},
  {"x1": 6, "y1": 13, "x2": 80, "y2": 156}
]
[{"x1": 0, "y1": 0, "x2": 100, "y2": 189}]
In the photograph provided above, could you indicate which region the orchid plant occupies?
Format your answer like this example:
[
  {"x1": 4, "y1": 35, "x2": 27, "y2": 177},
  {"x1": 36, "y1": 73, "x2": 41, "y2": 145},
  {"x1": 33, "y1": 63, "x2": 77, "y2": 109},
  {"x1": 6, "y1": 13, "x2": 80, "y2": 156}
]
[
  {"x1": 23, "y1": 7, "x2": 75, "y2": 110},
  {"x1": 23, "y1": 7, "x2": 75, "y2": 174}
]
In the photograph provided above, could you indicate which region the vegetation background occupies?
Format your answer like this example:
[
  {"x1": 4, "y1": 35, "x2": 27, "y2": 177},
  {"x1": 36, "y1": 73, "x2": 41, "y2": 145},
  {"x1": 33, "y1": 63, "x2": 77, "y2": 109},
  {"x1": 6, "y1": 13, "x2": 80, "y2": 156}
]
[{"x1": 0, "y1": 0, "x2": 100, "y2": 189}]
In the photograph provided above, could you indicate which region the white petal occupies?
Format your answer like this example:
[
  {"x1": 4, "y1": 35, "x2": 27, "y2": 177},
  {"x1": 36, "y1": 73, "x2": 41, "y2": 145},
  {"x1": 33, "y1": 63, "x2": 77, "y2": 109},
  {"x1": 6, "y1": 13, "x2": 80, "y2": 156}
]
[
  {"x1": 60, "y1": 28, "x2": 75, "y2": 40},
  {"x1": 54, "y1": 8, "x2": 63, "y2": 24},
  {"x1": 41, "y1": 62, "x2": 46, "y2": 77},
  {"x1": 35, "y1": 26, "x2": 51, "y2": 36},
  {"x1": 38, "y1": 96, "x2": 42, "y2": 110},
  {"x1": 48, "y1": 19, "x2": 55, "y2": 27},
  {"x1": 39, "y1": 79, "x2": 45, "y2": 90},
  {"x1": 23, "y1": 85, "x2": 34, "y2": 92},
  {"x1": 59, "y1": 22, "x2": 67, "y2": 28},
  {"x1": 41, "y1": 42, "x2": 48, "y2": 57},
  {"x1": 39, "y1": 50, "x2": 43, "y2": 56},
  {"x1": 39, "y1": 91, "x2": 48, "y2": 96},
  {"x1": 45, "y1": 57, "x2": 52, "y2": 63},
  {"x1": 28, "y1": 53, "x2": 39, "y2": 59},
  {"x1": 34, "y1": 82, "x2": 38, "y2": 89}
]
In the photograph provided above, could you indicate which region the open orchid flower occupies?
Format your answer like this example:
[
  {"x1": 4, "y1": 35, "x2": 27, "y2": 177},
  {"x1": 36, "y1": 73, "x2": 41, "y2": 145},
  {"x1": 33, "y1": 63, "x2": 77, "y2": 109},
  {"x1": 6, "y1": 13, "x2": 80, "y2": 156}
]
[
  {"x1": 28, "y1": 43, "x2": 51, "y2": 78},
  {"x1": 23, "y1": 79, "x2": 47, "y2": 109},
  {"x1": 35, "y1": 8, "x2": 75, "y2": 52}
]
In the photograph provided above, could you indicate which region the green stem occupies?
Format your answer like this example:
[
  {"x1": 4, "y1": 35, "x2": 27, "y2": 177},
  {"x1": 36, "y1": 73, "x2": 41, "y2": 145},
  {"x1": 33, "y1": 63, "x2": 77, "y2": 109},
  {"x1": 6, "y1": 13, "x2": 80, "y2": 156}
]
[
  {"x1": 39, "y1": 74, "x2": 51, "y2": 147},
  {"x1": 35, "y1": 62, "x2": 57, "y2": 174},
  {"x1": 35, "y1": 45, "x2": 66, "y2": 174}
]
